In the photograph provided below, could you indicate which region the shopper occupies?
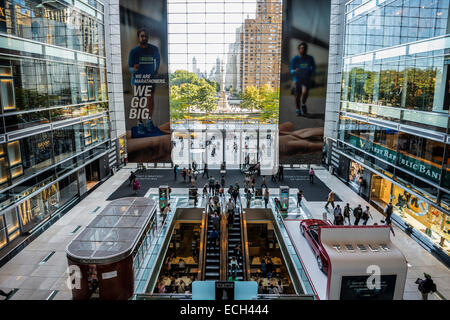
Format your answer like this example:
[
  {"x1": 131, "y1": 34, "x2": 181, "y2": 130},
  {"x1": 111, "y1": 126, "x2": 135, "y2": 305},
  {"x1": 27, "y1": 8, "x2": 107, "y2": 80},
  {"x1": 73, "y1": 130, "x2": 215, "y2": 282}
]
[
  {"x1": 232, "y1": 187, "x2": 239, "y2": 204},
  {"x1": 221, "y1": 176, "x2": 226, "y2": 188},
  {"x1": 335, "y1": 212, "x2": 344, "y2": 225},
  {"x1": 309, "y1": 167, "x2": 315, "y2": 184},
  {"x1": 202, "y1": 163, "x2": 209, "y2": 178},
  {"x1": 173, "y1": 164, "x2": 178, "y2": 181},
  {"x1": 133, "y1": 179, "x2": 140, "y2": 195},
  {"x1": 383, "y1": 202, "x2": 395, "y2": 236},
  {"x1": 193, "y1": 188, "x2": 198, "y2": 207},
  {"x1": 261, "y1": 176, "x2": 268, "y2": 189},
  {"x1": 416, "y1": 273, "x2": 437, "y2": 300},
  {"x1": 227, "y1": 209, "x2": 234, "y2": 228},
  {"x1": 214, "y1": 180, "x2": 221, "y2": 196},
  {"x1": 129, "y1": 171, "x2": 136, "y2": 186},
  {"x1": 333, "y1": 205, "x2": 342, "y2": 225},
  {"x1": 208, "y1": 176, "x2": 215, "y2": 194},
  {"x1": 212, "y1": 212, "x2": 220, "y2": 232},
  {"x1": 234, "y1": 243, "x2": 242, "y2": 257},
  {"x1": 277, "y1": 164, "x2": 284, "y2": 181},
  {"x1": 264, "y1": 188, "x2": 270, "y2": 208},
  {"x1": 260, "y1": 258, "x2": 267, "y2": 277},
  {"x1": 353, "y1": 204, "x2": 363, "y2": 225},
  {"x1": 208, "y1": 228, "x2": 218, "y2": 246},
  {"x1": 230, "y1": 256, "x2": 239, "y2": 279},
  {"x1": 274, "y1": 198, "x2": 281, "y2": 212},
  {"x1": 226, "y1": 198, "x2": 235, "y2": 216},
  {"x1": 181, "y1": 167, "x2": 187, "y2": 182},
  {"x1": 246, "y1": 189, "x2": 252, "y2": 208},
  {"x1": 297, "y1": 189, "x2": 303, "y2": 208},
  {"x1": 162, "y1": 204, "x2": 170, "y2": 222},
  {"x1": 343, "y1": 203, "x2": 351, "y2": 225},
  {"x1": 202, "y1": 184, "x2": 208, "y2": 197},
  {"x1": 325, "y1": 191, "x2": 335, "y2": 209},
  {"x1": 362, "y1": 206, "x2": 373, "y2": 225}
]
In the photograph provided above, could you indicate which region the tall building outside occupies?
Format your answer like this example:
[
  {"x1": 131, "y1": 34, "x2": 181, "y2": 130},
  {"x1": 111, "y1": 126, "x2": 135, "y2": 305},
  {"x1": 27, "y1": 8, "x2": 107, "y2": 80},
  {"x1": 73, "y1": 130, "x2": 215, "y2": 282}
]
[
  {"x1": 325, "y1": 0, "x2": 450, "y2": 262},
  {"x1": 240, "y1": 0, "x2": 282, "y2": 92},
  {"x1": 0, "y1": 0, "x2": 126, "y2": 263}
]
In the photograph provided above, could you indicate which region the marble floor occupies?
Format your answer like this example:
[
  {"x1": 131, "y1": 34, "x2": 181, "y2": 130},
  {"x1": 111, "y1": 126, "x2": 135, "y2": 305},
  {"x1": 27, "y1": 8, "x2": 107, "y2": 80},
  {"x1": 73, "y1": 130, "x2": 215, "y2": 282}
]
[{"x1": 0, "y1": 164, "x2": 448, "y2": 300}]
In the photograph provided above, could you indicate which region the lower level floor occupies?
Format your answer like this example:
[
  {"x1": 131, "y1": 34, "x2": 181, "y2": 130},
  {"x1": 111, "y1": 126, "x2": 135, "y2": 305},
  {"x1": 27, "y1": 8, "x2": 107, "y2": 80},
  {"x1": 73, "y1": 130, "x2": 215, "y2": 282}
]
[{"x1": 0, "y1": 164, "x2": 448, "y2": 300}]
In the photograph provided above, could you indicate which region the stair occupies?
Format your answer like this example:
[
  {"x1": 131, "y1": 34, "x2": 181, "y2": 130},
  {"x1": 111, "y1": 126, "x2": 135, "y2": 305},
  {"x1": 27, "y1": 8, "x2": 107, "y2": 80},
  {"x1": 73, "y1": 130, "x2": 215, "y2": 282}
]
[
  {"x1": 227, "y1": 199, "x2": 244, "y2": 281},
  {"x1": 204, "y1": 207, "x2": 221, "y2": 281}
]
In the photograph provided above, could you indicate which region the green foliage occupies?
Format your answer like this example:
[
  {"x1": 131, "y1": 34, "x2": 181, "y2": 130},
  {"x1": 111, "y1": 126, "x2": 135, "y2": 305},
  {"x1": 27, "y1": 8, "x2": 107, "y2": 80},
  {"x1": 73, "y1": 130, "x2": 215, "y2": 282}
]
[
  {"x1": 169, "y1": 70, "x2": 218, "y2": 118},
  {"x1": 240, "y1": 84, "x2": 279, "y2": 121}
]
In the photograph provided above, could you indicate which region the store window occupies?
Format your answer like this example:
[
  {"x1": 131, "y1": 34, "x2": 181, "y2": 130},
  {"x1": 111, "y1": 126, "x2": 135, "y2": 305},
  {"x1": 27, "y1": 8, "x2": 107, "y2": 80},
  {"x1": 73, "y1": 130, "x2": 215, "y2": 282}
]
[
  {"x1": 0, "y1": 215, "x2": 6, "y2": 250},
  {"x1": 370, "y1": 174, "x2": 392, "y2": 210},
  {"x1": 392, "y1": 184, "x2": 449, "y2": 255},
  {"x1": 348, "y1": 161, "x2": 366, "y2": 192},
  {"x1": 0, "y1": 144, "x2": 9, "y2": 187},
  {"x1": 18, "y1": 181, "x2": 61, "y2": 233}
]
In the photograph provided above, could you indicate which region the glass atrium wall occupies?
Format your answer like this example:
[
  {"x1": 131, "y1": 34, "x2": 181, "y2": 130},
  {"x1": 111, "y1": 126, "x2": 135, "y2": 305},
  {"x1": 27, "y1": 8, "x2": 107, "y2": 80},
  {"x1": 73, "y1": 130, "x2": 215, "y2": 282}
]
[{"x1": 168, "y1": 0, "x2": 282, "y2": 170}]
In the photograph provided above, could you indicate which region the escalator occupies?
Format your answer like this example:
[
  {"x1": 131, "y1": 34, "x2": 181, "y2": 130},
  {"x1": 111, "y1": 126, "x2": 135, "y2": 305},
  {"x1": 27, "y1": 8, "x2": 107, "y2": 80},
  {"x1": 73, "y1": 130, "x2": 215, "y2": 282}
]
[
  {"x1": 227, "y1": 195, "x2": 246, "y2": 281},
  {"x1": 203, "y1": 196, "x2": 221, "y2": 280}
]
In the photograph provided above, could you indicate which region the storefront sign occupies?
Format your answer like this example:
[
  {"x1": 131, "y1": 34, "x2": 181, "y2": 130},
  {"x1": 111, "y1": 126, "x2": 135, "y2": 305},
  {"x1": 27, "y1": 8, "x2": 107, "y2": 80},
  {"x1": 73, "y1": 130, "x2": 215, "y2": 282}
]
[
  {"x1": 348, "y1": 135, "x2": 441, "y2": 183},
  {"x1": 0, "y1": 0, "x2": 6, "y2": 32}
]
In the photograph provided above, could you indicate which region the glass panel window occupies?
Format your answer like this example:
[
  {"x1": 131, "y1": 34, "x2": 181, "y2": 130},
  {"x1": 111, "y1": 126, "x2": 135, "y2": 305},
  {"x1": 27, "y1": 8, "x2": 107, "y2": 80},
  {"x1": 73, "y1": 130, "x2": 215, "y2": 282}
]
[
  {"x1": 1, "y1": 78, "x2": 15, "y2": 111},
  {"x1": 3, "y1": 207, "x2": 19, "y2": 234}
]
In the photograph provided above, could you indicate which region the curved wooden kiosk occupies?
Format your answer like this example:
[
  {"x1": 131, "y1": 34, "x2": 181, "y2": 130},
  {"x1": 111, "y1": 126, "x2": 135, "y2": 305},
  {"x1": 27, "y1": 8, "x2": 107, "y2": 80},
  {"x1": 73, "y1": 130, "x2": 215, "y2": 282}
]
[{"x1": 66, "y1": 197, "x2": 157, "y2": 300}]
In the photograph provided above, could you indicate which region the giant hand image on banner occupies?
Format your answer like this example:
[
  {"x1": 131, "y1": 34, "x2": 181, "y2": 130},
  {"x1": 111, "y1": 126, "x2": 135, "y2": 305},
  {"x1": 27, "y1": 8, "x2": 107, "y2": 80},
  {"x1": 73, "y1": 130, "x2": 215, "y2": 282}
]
[
  {"x1": 120, "y1": 0, "x2": 171, "y2": 163},
  {"x1": 279, "y1": 0, "x2": 330, "y2": 164}
]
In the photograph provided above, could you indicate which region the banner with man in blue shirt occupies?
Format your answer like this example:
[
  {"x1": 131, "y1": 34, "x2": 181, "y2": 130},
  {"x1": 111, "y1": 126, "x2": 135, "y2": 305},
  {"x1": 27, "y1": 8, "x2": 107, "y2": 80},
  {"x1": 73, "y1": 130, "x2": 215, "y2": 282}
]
[
  {"x1": 290, "y1": 42, "x2": 316, "y2": 116},
  {"x1": 120, "y1": 0, "x2": 170, "y2": 163}
]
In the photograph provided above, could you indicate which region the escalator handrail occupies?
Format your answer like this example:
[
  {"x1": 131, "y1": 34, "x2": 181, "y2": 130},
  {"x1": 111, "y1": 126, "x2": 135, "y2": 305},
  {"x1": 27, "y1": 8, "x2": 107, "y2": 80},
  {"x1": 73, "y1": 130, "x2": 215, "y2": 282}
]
[
  {"x1": 220, "y1": 196, "x2": 228, "y2": 281},
  {"x1": 238, "y1": 194, "x2": 251, "y2": 281},
  {"x1": 199, "y1": 196, "x2": 210, "y2": 281}
]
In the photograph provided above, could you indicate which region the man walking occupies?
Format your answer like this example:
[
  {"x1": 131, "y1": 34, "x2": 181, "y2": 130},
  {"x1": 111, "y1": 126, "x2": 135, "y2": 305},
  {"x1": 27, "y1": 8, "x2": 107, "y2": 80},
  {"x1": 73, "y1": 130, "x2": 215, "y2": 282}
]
[
  {"x1": 129, "y1": 171, "x2": 136, "y2": 186},
  {"x1": 202, "y1": 163, "x2": 209, "y2": 178},
  {"x1": 343, "y1": 203, "x2": 351, "y2": 225},
  {"x1": 384, "y1": 202, "x2": 395, "y2": 236},
  {"x1": 208, "y1": 176, "x2": 215, "y2": 194},
  {"x1": 246, "y1": 189, "x2": 252, "y2": 208},
  {"x1": 353, "y1": 204, "x2": 363, "y2": 225},
  {"x1": 325, "y1": 191, "x2": 335, "y2": 209},
  {"x1": 333, "y1": 205, "x2": 342, "y2": 225},
  {"x1": 173, "y1": 164, "x2": 178, "y2": 181},
  {"x1": 416, "y1": 273, "x2": 437, "y2": 300},
  {"x1": 226, "y1": 198, "x2": 235, "y2": 217},
  {"x1": 181, "y1": 167, "x2": 187, "y2": 182},
  {"x1": 297, "y1": 189, "x2": 303, "y2": 208},
  {"x1": 362, "y1": 206, "x2": 372, "y2": 225},
  {"x1": 309, "y1": 167, "x2": 315, "y2": 184}
]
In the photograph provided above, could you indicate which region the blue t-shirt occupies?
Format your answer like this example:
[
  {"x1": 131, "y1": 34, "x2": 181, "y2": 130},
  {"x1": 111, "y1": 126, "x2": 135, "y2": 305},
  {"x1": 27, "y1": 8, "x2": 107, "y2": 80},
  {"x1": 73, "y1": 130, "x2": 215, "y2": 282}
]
[
  {"x1": 128, "y1": 44, "x2": 160, "y2": 86},
  {"x1": 290, "y1": 54, "x2": 316, "y2": 83}
]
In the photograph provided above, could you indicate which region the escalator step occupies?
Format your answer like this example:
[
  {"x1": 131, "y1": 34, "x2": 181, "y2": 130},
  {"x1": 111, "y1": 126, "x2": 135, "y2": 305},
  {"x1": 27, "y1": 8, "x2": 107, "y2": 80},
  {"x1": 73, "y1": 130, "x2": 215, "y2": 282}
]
[
  {"x1": 206, "y1": 259, "x2": 220, "y2": 263},
  {"x1": 207, "y1": 252, "x2": 219, "y2": 256},
  {"x1": 206, "y1": 265, "x2": 220, "y2": 270}
]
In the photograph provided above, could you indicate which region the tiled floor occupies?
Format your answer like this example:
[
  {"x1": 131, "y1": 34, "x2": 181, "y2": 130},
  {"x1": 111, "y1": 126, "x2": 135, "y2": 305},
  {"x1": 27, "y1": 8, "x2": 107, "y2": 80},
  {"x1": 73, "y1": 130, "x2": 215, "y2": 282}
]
[{"x1": 0, "y1": 164, "x2": 448, "y2": 300}]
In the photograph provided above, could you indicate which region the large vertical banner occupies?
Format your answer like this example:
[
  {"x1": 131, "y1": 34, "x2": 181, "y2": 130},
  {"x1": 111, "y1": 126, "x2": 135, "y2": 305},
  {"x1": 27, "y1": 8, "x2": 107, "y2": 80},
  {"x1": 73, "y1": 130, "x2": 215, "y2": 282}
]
[
  {"x1": 279, "y1": 0, "x2": 330, "y2": 164},
  {"x1": 120, "y1": 0, "x2": 171, "y2": 163}
]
